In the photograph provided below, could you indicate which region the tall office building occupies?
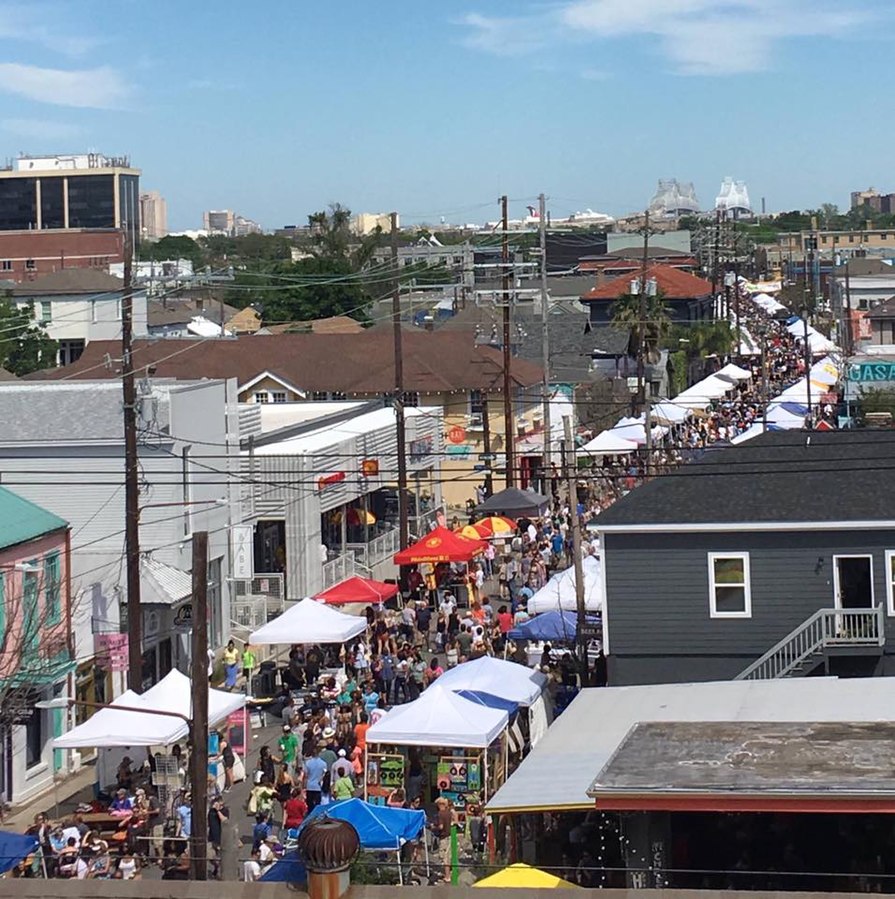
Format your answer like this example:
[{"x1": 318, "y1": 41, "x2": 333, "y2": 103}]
[
  {"x1": 203, "y1": 209, "x2": 236, "y2": 234},
  {"x1": 0, "y1": 153, "x2": 139, "y2": 281},
  {"x1": 140, "y1": 190, "x2": 168, "y2": 240}
]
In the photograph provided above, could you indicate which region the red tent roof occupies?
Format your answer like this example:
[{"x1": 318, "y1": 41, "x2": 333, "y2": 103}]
[
  {"x1": 315, "y1": 576, "x2": 398, "y2": 605},
  {"x1": 393, "y1": 526, "x2": 487, "y2": 565}
]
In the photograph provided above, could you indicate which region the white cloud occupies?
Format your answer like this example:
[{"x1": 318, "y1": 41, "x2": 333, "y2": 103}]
[
  {"x1": 461, "y1": 1, "x2": 880, "y2": 75},
  {"x1": 0, "y1": 117, "x2": 84, "y2": 140},
  {"x1": 0, "y1": 5, "x2": 104, "y2": 57},
  {"x1": 0, "y1": 63, "x2": 130, "y2": 108}
]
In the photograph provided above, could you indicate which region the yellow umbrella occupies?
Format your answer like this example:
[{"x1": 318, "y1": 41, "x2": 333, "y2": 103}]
[
  {"x1": 458, "y1": 525, "x2": 482, "y2": 540},
  {"x1": 474, "y1": 863, "x2": 579, "y2": 889}
]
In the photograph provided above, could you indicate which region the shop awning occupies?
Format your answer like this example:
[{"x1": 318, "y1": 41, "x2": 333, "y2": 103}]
[
  {"x1": 315, "y1": 575, "x2": 398, "y2": 606},
  {"x1": 393, "y1": 526, "x2": 486, "y2": 565},
  {"x1": 250, "y1": 598, "x2": 367, "y2": 645}
]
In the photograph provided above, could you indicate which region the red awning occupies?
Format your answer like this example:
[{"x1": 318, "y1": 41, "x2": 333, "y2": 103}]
[
  {"x1": 315, "y1": 576, "x2": 398, "y2": 606},
  {"x1": 393, "y1": 526, "x2": 487, "y2": 565}
]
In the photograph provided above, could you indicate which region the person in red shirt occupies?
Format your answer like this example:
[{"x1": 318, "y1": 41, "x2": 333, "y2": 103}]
[
  {"x1": 354, "y1": 712, "x2": 370, "y2": 753},
  {"x1": 497, "y1": 605, "x2": 513, "y2": 635},
  {"x1": 282, "y1": 787, "x2": 308, "y2": 832}
]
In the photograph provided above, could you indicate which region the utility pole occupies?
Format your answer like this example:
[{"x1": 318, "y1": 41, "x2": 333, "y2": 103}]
[
  {"x1": 844, "y1": 259, "x2": 853, "y2": 358},
  {"x1": 391, "y1": 212, "x2": 409, "y2": 550},
  {"x1": 500, "y1": 195, "x2": 515, "y2": 488},
  {"x1": 538, "y1": 193, "x2": 551, "y2": 493},
  {"x1": 122, "y1": 232, "x2": 143, "y2": 693},
  {"x1": 638, "y1": 210, "x2": 652, "y2": 459},
  {"x1": 711, "y1": 208, "x2": 722, "y2": 296},
  {"x1": 189, "y1": 531, "x2": 209, "y2": 882},
  {"x1": 481, "y1": 392, "x2": 493, "y2": 498},
  {"x1": 563, "y1": 416, "x2": 587, "y2": 685}
]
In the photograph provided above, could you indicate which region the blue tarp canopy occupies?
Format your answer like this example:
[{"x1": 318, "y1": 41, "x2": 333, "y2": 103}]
[
  {"x1": 299, "y1": 798, "x2": 426, "y2": 849},
  {"x1": 508, "y1": 610, "x2": 600, "y2": 643},
  {"x1": 0, "y1": 830, "x2": 38, "y2": 875},
  {"x1": 455, "y1": 689, "x2": 519, "y2": 715},
  {"x1": 260, "y1": 852, "x2": 307, "y2": 883}
]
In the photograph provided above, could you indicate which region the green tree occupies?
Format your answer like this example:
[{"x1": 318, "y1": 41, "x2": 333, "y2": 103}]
[
  {"x1": 610, "y1": 291, "x2": 671, "y2": 363},
  {"x1": 0, "y1": 299, "x2": 58, "y2": 375},
  {"x1": 139, "y1": 235, "x2": 205, "y2": 270}
]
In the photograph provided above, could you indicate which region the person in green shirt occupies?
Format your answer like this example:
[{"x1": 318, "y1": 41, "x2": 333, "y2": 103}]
[
  {"x1": 278, "y1": 725, "x2": 299, "y2": 769},
  {"x1": 331, "y1": 772, "x2": 355, "y2": 801},
  {"x1": 242, "y1": 644, "x2": 256, "y2": 683}
]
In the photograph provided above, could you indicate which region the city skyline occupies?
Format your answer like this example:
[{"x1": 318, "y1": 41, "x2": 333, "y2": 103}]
[{"x1": 0, "y1": 0, "x2": 890, "y2": 229}]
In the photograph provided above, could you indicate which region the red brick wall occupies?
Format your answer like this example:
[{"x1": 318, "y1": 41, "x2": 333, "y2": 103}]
[{"x1": 0, "y1": 230, "x2": 124, "y2": 283}]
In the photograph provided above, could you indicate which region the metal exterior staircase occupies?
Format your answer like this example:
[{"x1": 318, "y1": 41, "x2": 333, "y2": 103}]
[{"x1": 735, "y1": 605, "x2": 885, "y2": 680}]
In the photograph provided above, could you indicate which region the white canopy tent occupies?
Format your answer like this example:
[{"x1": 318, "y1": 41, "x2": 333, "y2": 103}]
[
  {"x1": 577, "y1": 431, "x2": 638, "y2": 456},
  {"x1": 772, "y1": 378, "x2": 827, "y2": 407},
  {"x1": 730, "y1": 422, "x2": 772, "y2": 445},
  {"x1": 750, "y1": 293, "x2": 787, "y2": 314},
  {"x1": 366, "y1": 684, "x2": 508, "y2": 748},
  {"x1": 527, "y1": 555, "x2": 603, "y2": 614},
  {"x1": 250, "y1": 597, "x2": 367, "y2": 645},
  {"x1": 609, "y1": 417, "x2": 668, "y2": 446},
  {"x1": 53, "y1": 670, "x2": 245, "y2": 749},
  {"x1": 766, "y1": 404, "x2": 806, "y2": 428},
  {"x1": 737, "y1": 328, "x2": 761, "y2": 356},
  {"x1": 435, "y1": 656, "x2": 547, "y2": 707},
  {"x1": 715, "y1": 363, "x2": 753, "y2": 382},
  {"x1": 649, "y1": 401, "x2": 690, "y2": 425},
  {"x1": 810, "y1": 358, "x2": 841, "y2": 386},
  {"x1": 787, "y1": 320, "x2": 818, "y2": 338},
  {"x1": 808, "y1": 331, "x2": 839, "y2": 355}
]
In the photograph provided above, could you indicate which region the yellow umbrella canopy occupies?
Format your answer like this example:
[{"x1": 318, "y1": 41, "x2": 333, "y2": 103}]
[
  {"x1": 458, "y1": 525, "x2": 482, "y2": 540},
  {"x1": 474, "y1": 863, "x2": 579, "y2": 889}
]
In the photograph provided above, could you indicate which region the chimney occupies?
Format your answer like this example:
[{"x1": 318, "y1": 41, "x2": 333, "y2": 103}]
[
  {"x1": 594, "y1": 265, "x2": 606, "y2": 288},
  {"x1": 298, "y1": 817, "x2": 360, "y2": 899}
]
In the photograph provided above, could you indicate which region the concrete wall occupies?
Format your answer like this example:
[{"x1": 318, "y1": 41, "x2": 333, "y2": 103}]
[{"x1": 603, "y1": 528, "x2": 895, "y2": 685}]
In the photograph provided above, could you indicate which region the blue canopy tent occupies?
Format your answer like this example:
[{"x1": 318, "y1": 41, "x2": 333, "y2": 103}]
[
  {"x1": 508, "y1": 610, "x2": 600, "y2": 643},
  {"x1": 260, "y1": 853, "x2": 307, "y2": 884},
  {"x1": 264, "y1": 799, "x2": 428, "y2": 884},
  {"x1": 0, "y1": 831, "x2": 38, "y2": 876}
]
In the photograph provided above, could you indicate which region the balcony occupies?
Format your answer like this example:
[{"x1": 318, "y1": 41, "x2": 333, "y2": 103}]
[{"x1": 230, "y1": 574, "x2": 286, "y2": 643}]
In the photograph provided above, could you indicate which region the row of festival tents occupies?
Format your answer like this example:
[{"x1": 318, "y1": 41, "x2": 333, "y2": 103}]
[{"x1": 577, "y1": 363, "x2": 754, "y2": 456}]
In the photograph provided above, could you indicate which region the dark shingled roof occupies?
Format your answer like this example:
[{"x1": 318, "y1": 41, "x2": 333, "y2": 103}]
[
  {"x1": 12, "y1": 268, "x2": 124, "y2": 296},
  {"x1": 30, "y1": 331, "x2": 544, "y2": 393},
  {"x1": 596, "y1": 430, "x2": 895, "y2": 529}
]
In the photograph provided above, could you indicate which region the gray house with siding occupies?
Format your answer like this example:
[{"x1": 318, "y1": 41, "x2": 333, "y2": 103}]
[{"x1": 596, "y1": 431, "x2": 895, "y2": 685}]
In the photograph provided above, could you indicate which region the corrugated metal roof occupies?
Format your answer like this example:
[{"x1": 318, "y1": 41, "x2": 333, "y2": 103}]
[
  {"x1": 141, "y1": 557, "x2": 192, "y2": 605},
  {"x1": 0, "y1": 485, "x2": 67, "y2": 549},
  {"x1": 487, "y1": 678, "x2": 895, "y2": 813}
]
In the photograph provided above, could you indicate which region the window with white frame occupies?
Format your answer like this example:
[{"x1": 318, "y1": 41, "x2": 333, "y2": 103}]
[
  {"x1": 270, "y1": 391, "x2": 287, "y2": 403},
  {"x1": 253, "y1": 392, "x2": 269, "y2": 404},
  {"x1": 885, "y1": 551, "x2": 895, "y2": 615},
  {"x1": 708, "y1": 552, "x2": 752, "y2": 618}
]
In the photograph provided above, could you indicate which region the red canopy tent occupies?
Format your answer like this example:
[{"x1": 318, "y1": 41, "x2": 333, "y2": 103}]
[
  {"x1": 393, "y1": 526, "x2": 486, "y2": 565},
  {"x1": 315, "y1": 576, "x2": 399, "y2": 606}
]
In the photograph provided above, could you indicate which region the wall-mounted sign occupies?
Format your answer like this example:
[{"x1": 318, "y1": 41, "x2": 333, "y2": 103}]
[
  {"x1": 360, "y1": 459, "x2": 379, "y2": 477},
  {"x1": 317, "y1": 471, "x2": 346, "y2": 490},
  {"x1": 173, "y1": 604, "x2": 193, "y2": 628},
  {"x1": 447, "y1": 444, "x2": 472, "y2": 459},
  {"x1": 231, "y1": 524, "x2": 254, "y2": 580},
  {"x1": 96, "y1": 633, "x2": 129, "y2": 672},
  {"x1": 409, "y1": 436, "x2": 434, "y2": 462},
  {"x1": 447, "y1": 426, "x2": 467, "y2": 444},
  {"x1": 847, "y1": 362, "x2": 895, "y2": 383}
]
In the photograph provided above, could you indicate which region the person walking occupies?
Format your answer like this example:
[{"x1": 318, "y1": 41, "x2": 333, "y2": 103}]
[
  {"x1": 303, "y1": 747, "x2": 327, "y2": 812},
  {"x1": 222, "y1": 640, "x2": 239, "y2": 690},
  {"x1": 242, "y1": 643, "x2": 256, "y2": 689}
]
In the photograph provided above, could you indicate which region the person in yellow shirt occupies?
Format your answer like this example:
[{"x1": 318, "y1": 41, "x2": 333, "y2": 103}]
[{"x1": 222, "y1": 640, "x2": 239, "y2": 689}]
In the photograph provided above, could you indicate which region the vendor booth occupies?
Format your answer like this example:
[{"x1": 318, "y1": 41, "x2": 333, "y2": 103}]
[
  {"x1": 249, "y1": 597, "x2": 367, "y2": 645},
  {"x1": 577, "y1": 431, "x2": 638, "y2": 457},
  {"x1": 315, "y1": 575, "x2": 398, "y2": 606},
  {"x1": 476, "y1": 487, "x2": 549, "y2": 518},
  {"x1": 393, "y1": 526, "x2": 486, "y2": 565},
  {"x1": 365, "y1": 684, "x2": 508, "y2": 818},
  {"x1": 526, "y1": 555, "x2": 603, "y2": 614}
]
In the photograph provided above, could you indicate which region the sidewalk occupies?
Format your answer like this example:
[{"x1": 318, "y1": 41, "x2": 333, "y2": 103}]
[{"x1": 2, "y1": 759, "x2": 98, "y2": 831}]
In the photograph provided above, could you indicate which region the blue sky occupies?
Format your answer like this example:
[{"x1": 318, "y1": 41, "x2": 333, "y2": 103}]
[{"x1": 0, "y1": 0, "x2": 891, "y2": 230}]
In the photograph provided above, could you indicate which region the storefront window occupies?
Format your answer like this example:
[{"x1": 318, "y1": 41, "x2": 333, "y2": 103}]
[{"x1": 24, "y1": 706, "x2": 43, "y2": 769}]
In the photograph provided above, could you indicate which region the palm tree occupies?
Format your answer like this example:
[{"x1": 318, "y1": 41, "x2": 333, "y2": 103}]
[{"x1": 610, "y1": 291, "x2": 671, "y2": 363}]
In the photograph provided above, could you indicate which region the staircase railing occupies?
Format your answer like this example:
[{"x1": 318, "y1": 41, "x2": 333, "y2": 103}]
[{"x1": 735, "y1": 605, "x2": 885, "y2": 680}]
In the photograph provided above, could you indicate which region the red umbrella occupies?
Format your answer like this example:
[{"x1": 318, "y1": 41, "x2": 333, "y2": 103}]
[
  {"x1": 316, "y1": 576, "x2": 398, "y2": 605},
  {"x1": 393, "y1": 526, "x2": 487, "y2": 565}
]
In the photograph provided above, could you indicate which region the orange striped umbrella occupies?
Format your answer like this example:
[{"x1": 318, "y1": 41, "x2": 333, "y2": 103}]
[{"x1": 472, "y1": 515, "x2": 517, "y2": 538}]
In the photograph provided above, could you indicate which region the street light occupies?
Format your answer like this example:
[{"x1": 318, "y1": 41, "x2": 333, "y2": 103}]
[{"x1": 800, "y1": 306, "x2": 812, "y2": 426}]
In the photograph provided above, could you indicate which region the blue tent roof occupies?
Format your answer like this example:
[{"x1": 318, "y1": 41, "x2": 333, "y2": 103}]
[
  {"x1": 508, "y1": 610, "x2": 600, "y2": 643},
  {"x1": 455, "y1": 689, "x2": 519, "y2": 714},
  {"x1": 0, "y1": 830, "x2": 38, "y2": 875},
  {"x1": 260, "y1": 852, "x2": 307, "y2": 883},
  {"x1": 298, "y1": 798, "x2": 426, "y2": 850}
]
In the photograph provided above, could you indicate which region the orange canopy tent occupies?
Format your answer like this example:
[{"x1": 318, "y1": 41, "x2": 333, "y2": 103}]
[
  {"x1": 315, "y1": 576, "x2": 398, "y2": 605},
  {"x1": 393, "y1": 526, "x2": 486, "y2": 565}
]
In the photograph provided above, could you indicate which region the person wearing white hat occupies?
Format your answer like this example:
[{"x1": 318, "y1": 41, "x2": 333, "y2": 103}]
[{"x1": 330, "y1": 748, "x2": 354, "y2": 784}]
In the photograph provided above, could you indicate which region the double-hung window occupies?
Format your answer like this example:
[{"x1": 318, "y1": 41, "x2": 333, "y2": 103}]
[
  {"x1": 885, "y1": 551, "x2": 895, "y2": 615},
  {"x1": 44, "y1": 552, "x2": 61, "y2": 626},
  {"x1": 708, "y1": 552, "x2": 752, "y2": 618}
]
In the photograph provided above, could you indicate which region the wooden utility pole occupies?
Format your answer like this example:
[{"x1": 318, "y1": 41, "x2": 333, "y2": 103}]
[
  {"x1": 481, "y1": 392, "x2": 493, "y2": 499},
  {"x1": 538, "y1": 193, "x2": 551, "y2": 492},
  {"x1": 122, "y1": 233, "x2": 143, "y2": 693},
  {"x1": 638, "y1": 211, "x2": 652, "y2": 458},
  {"x1": 189, "y1": 531, "x2": 209, "y2": 882},
  {"x1": 501, "y1": 195, "x2": 515, "y2": 488},
  {"x1": 391, "y1": 212, "x2": 409, "y2": 550},
  {"x1": 563, "y1": 416, "x2": 587, "y2": 684}
]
